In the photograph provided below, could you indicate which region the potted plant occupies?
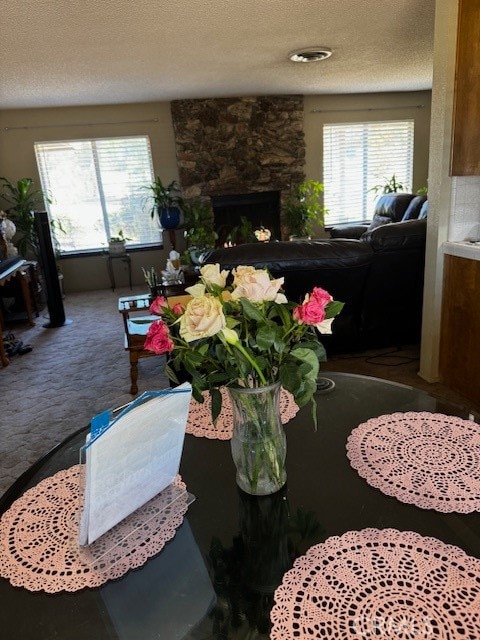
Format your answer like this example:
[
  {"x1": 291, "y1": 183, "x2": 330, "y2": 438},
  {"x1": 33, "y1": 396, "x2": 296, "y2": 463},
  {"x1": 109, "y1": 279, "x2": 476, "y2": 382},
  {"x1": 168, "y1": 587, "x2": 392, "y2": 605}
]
[
  {"x1": 284, "y1": 180, "x2": 328, "y2": 240},
  {"x1": 369, "y1": 174, "x2": 405, "y2": 196},
  {"x1": 0, "y1": 176, "x2": 50, "y2": 257},
  {"x1": 108, "y1": 230, "x2": 130, "y2": 255},
  {"x1": 145, "y1": 177, "x2": 183, "y2": 230},
  {"x1": 181, "y1": 199, "x2": 218, "y2": 264}
]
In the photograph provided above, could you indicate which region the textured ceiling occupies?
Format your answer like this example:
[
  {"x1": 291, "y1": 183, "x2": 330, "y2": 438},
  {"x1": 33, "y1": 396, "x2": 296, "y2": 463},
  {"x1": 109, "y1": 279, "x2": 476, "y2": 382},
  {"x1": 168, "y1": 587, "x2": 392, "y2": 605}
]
[{"x1": 1, "y1": 0, "x2": 435, "y2": 109}]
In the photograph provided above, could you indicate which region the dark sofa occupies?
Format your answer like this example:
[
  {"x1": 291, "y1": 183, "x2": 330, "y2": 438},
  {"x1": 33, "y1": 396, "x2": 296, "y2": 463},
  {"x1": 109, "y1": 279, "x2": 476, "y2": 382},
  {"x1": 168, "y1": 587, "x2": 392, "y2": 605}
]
[{"x1": 203, "y1": 217, "x2": 426, "y2": 353}]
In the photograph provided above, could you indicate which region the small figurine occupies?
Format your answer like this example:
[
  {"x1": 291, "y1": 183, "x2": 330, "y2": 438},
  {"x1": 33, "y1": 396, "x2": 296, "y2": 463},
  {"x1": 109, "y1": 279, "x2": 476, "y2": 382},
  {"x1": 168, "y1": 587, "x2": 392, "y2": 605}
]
[{"x1": 0, "y1": 211, "x2": 18, "y2": 257}]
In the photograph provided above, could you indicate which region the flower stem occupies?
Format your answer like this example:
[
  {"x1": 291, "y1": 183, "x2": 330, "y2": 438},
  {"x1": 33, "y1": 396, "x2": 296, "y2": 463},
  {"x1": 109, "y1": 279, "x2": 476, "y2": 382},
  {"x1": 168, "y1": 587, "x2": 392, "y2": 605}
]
[{"x1": 233, "y1": 342, "x2": 267, "y2": 386}]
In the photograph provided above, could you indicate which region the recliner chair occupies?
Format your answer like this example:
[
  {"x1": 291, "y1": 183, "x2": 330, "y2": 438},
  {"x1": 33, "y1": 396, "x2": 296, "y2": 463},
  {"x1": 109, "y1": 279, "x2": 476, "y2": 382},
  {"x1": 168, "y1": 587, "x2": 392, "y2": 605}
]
[{"x1": 330, "y1": 193, "x2": 427, "y2": 239}]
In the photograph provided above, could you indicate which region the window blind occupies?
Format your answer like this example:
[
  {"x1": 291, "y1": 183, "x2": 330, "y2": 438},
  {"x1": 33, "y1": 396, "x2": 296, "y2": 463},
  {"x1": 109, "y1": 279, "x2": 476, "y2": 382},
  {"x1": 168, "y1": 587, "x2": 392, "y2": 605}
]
[
  {"x1": 35, "y1": 136, "x2": 157, "y2": 253},
  {"x1": 323, "y1": 120, "x2": 414, "y2": 226}
]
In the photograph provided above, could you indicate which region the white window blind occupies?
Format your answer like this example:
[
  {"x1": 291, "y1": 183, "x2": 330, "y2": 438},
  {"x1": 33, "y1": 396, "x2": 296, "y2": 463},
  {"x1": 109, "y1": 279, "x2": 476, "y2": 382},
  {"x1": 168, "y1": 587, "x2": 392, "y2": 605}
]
[
  {"x1": 35, "y1": 136, "x2": 158, "y2": 253},
  {"x1": 323, "y1": 120, "x2": 414, "y2": 226}
]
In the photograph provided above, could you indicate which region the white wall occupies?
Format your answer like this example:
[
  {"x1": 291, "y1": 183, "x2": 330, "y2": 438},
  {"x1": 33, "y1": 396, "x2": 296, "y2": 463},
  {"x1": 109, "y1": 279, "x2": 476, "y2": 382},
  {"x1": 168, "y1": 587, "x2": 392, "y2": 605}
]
[{"x1": 418, "y1": 0, "x2": 459, "y2": 383}]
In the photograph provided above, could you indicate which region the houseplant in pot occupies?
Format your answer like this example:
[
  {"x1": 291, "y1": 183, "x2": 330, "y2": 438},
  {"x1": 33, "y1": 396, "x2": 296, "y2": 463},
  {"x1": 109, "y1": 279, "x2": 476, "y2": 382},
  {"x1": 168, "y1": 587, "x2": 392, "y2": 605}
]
[
  {"x1": 284, "y1": 179, "x2": 327, "y2": 240},
  {"x1": 108, "y1": 230, "x2": 130, "y2": 255},
  {"x1": 182, "y1": 198, "x2": 218, "y2": 264},
  {"x1": 146, "y1": 177, "x2": 183, "y2": 230},
  {"x1": 0, "y1": 176, "x2": 50, "y2": 257}
]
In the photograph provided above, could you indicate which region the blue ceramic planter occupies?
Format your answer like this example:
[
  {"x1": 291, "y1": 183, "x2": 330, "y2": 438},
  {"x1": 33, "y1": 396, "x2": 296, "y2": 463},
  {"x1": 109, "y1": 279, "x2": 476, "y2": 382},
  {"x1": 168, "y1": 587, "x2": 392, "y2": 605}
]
[{"x1": 159, "y1": 206, "x2": 181, "y2": 230}]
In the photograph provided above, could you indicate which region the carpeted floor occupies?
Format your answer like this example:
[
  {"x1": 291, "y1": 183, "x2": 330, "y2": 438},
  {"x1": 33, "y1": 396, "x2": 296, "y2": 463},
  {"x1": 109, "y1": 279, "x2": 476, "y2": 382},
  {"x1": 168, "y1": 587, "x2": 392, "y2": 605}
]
[
  {"x1": 0, "y1": 286, "x2": 169, "y2": 497},
  {"x1": 1, "y1": 287, "x2": 477, "y2": 498}
]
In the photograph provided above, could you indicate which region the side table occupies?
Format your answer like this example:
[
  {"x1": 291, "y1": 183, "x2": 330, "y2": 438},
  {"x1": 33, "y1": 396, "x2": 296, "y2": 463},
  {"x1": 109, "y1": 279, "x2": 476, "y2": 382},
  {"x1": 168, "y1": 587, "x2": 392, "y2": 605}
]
[{"x1": 106, "y1": 253, "x2": 132, "y2": 291}]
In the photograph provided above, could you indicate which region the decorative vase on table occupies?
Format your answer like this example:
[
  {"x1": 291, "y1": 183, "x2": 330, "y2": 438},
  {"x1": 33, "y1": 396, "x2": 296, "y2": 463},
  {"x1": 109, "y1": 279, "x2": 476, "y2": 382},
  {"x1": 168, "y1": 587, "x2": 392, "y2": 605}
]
[
  {"x1": 142, "y1": 263, "x2": 344, "y2": 496},
  {"x1": 228, "y1": 381, "x2": 286, "y2": 496}
]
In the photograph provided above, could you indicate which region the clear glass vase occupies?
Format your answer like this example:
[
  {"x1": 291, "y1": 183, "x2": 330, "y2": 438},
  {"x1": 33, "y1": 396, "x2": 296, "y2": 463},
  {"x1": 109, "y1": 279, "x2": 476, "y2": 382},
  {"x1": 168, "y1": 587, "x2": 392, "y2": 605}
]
[{"x1": 228, "y1": 381, "x2": 287, "y2": 496}]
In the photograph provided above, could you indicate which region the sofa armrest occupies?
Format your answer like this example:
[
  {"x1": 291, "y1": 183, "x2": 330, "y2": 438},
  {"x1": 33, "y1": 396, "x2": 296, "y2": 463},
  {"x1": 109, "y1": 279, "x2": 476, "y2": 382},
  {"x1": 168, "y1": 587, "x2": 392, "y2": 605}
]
[
  {"x1": 329, "y1": 224, "x2": 369, "y2": 239},
  {"x1": 361, "y1": 219, "x2": 427, "y2": 251}
]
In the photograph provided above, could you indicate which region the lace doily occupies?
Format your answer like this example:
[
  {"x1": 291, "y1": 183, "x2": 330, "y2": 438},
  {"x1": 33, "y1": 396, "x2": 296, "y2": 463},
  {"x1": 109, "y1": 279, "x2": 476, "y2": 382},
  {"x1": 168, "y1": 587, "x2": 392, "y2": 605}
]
[
  {"x1": 271, "y1": 528, "x2": 480, "y2": 639},
  {"x1": 186, "y1": 386, "x2": 299, "y2": 440},
  {"x1": 346, "y1": 411, "x2": 480, "y2": 513},
  {"x1": 0, "y1": 465, "x2": 188, "y2": 593}
]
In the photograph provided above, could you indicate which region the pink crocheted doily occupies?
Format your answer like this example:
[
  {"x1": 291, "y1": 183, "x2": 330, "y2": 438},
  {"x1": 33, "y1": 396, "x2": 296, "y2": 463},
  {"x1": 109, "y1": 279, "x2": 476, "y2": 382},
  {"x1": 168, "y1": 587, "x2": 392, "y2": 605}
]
[
  {"x1": 271, "y1": 528, "x2": 480, "y2": 639},
  {"x1": 186, "y1": 386, "x2": 299, "y2": 440},
  {"x1": 0, "y1": 465, "x2": 188, "y2": 593},
  {"x1": 346, "y1": 411, "x2": 480, "y2": 513}
]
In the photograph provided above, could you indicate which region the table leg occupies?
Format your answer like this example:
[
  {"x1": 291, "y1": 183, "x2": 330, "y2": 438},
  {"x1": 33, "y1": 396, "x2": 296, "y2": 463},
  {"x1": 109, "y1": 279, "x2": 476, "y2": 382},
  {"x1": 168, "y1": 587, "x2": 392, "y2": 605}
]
[
  {"x1": 126, "y1": 256, "x2": 132, "y2": 290},
  {"x1": 18, "y1": 272, "x2": 35, "y2": 327},
  {"x1": 107, "y1": 257, "x2": 115, "y2": 291},
  {"x1": 129, "y1": 352, "x2": 139, "y2": 395}
]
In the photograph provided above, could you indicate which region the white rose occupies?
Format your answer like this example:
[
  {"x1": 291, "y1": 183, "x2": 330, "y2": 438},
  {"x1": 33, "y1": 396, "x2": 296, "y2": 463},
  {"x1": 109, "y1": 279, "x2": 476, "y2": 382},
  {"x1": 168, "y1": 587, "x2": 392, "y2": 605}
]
[
  {"x1": 200, "y1": 263, "x2": 229, "y2": 288},
  {"x1": 185, "y1": 283, "x2": 206, "y2": 298},
  {"x1": 180, "y1": 295, "x2": 226, "y2": 342},
  {"x1": 231, "y1": 270, "x2": 287, "y2": 304}
]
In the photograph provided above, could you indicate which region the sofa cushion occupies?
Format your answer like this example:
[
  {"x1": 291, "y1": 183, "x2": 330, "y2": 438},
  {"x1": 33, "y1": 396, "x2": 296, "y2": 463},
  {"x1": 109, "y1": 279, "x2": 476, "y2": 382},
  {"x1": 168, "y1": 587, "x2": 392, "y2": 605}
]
[
  {"x1": 402, "y1": 195, "x2": 427, "y2": 221},
  {"x1": 372, "y1": 193, "x2": 416, "y2": 223},
  {"x1": 418, "y1": 200, "x2": 429, "y2": 219}
]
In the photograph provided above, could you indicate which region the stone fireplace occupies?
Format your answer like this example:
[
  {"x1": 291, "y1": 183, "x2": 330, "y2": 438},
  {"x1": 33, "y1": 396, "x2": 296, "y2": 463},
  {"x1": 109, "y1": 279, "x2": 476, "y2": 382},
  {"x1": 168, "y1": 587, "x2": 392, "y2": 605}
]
[{"x1": 170, "y1": 96, "x2": 306, "y2": 241}]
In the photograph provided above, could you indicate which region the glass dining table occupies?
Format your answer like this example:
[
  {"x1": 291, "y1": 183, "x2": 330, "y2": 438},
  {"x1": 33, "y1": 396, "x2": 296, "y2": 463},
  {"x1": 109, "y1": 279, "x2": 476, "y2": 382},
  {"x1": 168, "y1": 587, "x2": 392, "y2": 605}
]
[{"x1": 0, "y1": 372, "x2": 479, "y2": 639}]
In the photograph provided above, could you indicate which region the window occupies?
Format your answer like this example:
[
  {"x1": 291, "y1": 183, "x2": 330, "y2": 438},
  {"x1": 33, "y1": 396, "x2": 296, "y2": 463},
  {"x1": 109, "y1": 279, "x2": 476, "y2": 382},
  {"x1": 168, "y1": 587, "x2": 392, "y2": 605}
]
[
  {"x1": 323, "y1": 120, "x2": 414, "y2": 226},
  {"x1": 35, "y1": 136, "x2": 158, "y2": 253}
]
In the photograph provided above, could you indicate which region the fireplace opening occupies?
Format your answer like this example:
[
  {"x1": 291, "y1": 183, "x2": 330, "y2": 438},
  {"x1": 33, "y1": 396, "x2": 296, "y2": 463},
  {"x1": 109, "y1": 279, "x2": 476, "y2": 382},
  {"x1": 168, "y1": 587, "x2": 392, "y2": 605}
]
[{"x1": 210, "y1": 190, "x2": 281, "y2": 246}]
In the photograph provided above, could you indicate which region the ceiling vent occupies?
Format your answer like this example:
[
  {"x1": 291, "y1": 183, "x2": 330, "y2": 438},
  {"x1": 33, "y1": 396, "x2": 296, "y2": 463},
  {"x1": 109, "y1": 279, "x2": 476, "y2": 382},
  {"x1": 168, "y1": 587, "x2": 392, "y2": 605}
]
[{"x1": 289, "y1": 47, "x2": 332, "y2": 63}]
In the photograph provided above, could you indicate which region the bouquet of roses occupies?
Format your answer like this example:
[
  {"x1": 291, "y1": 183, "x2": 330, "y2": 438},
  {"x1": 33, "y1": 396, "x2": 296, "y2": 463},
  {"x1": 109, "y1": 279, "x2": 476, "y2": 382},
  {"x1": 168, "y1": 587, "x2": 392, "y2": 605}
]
[{"x1": 144, "y1": 263, "x2": 343, "y2": 423}]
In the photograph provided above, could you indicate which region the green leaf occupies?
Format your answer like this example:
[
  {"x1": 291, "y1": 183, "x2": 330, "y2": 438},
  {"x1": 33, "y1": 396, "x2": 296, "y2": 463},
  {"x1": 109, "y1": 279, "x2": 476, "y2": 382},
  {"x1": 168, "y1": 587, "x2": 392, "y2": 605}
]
[
  {"x1": 256, "y1": 325, "x2": 276, "y2": 349},
  {"x1": 197, "y1": 343, "x2": 209, "y2": 356},
  {"x1": 164, "y1": 363, "x2": 178, "y2": 385},
  {"x1": 238, "y1": 298, "x2": 264, "y2": 322},
  {"x1": 210, "y1": 387, "x2": 222, "y2": 423},
  {"x1": 290, "y1": 347, "x2": 320, "y2": 380},
  {"x1": 325, "y1": 300, "x2": 345, "y2": 318},
  {"x1": 279, "y1": 361, "x2": 303, "y2": 394}
]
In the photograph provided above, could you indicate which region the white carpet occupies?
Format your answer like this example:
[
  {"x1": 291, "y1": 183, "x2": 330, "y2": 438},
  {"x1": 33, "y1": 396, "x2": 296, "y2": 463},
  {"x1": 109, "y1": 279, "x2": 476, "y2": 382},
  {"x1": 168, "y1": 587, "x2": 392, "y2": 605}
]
[{"x1": 0, "y1": 286, "x2": 169, "y2": 497}]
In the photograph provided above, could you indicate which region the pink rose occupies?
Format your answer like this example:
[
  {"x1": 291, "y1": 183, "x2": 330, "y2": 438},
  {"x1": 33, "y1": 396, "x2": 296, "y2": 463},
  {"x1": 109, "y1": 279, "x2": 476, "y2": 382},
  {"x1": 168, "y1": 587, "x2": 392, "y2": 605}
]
[
  {"x1": 172, "y1": 302, "x2": 184, "y2": 315},
  {"x1": 293, "y1": 297, "x2": 326, "y2": 326},
  {"x1": 310, "y1": 287, "x2": 333, "y2": 307},
  {"x1": 293, "y1": 287, "x2": 335, "y2": 334},
  {"x1": 149, "y1": 296, "x2": 168, "y2": 315},
  {"x1": 144, "y1": 320, "x2": 174, "y2": 354}
]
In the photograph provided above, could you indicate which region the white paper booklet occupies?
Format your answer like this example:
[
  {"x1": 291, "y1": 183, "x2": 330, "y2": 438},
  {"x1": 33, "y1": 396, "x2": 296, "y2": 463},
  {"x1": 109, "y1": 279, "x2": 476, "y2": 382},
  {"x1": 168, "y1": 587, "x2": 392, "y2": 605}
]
[{"x1": 79, "y1": 383, "x2": 192, "y2": 545}]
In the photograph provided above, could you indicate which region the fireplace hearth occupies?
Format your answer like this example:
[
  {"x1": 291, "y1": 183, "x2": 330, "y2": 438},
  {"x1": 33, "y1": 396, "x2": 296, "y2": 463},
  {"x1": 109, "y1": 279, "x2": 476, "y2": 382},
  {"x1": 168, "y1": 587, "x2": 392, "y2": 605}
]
[{"x1": 211, "y1": 190, "x2": 281, "y2": 245}]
